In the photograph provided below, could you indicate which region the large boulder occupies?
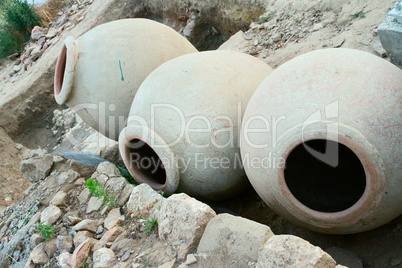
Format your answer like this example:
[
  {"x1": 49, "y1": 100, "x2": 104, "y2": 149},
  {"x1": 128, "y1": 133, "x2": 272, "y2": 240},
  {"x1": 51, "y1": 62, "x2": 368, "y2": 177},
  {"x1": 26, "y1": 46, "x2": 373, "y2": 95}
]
[
  {"x1": 40, "y1": 205, "x2": 62, "y2": 225},
  {"x1": 31, "y1": 26, "x2": 45, "y2": 40},
  {"x1": 197, "y1": 213, "x2": 275, "y2": 267},
  {"x1": 126, "y1": 183, "x2": 164, "y2": 218},
  {"x1": 104, "y1": 208, "x2": 124, "y2": 230},
  {"x1": 20, "y1": 155, "x2": 53, "y2": 183},
  {"x1": 117, "y1": 184, "x2": 135, "y2": 206},
  {"x1": 158, "y1": 193, "x2": 216, "y2": 260},
  {"x1": 30, "y1": 234, "x2": 44, "y2": 249},
  {"x1": 73, "y1": 231, "x2": 93, "y2": 247},
  {"x1": 93, "y1": 248, "x2": 117, "y2": 267},
  {"x1": 106, "y1": 176, "x2": 128, "y2": 195},
  {"x1": 57, "y1": 235, "x2": 74, "y2": 253},
  {"x1": 50, "y1": 191, "x2": 68, "y2": 206},
  {"x1": 93, "y1": 226, "x2": 124, "y2": 251},
  {"x1": 29, "y1": 239, "x2": 57, "y2": 265},
  {"x1": 78, "y1": 188, "x2": 91, "y2": 205},
  {"x1": 257, "y1": 235, "x2": 336, "y2": 268},
  {"x1": 99, "y1": 143, "x2": 124, "y2": 166},
  {"x1": 58, "y1": 252, "x2": 72, "y2": 268},
  {"x1": 57, "y1": 170, "x2": 80, "y2": 185},
  {"x1": 30, "y1": 242, "x2": 49, "y2": 265},
  {"x1": 72, "y1": 219, "x2": 100, "y2": 233},
  {"x1": 86, "y1": 196, "x2": 104, "y2": 213},
  {"x1": 97, "y1": 161, "x2": 121, "y2": 177},
  {"x1": 30, "y1": 45, "x2": 43, "y2": 61},
  {"x1": 71, "y1": 238, "x2": 94, "y2": 268}
]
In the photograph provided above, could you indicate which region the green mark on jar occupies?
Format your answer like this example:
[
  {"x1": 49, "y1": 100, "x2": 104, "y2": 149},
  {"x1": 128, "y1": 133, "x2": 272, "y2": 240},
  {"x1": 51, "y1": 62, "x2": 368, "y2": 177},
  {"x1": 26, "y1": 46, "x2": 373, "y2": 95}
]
[{"x1": 119, "y1": 60, "x2": 124, "y2": 81}]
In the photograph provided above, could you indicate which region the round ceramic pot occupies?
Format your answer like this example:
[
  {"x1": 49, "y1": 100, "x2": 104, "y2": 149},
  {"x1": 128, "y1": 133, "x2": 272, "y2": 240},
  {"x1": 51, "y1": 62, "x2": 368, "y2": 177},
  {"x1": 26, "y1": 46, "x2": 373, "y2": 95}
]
[
  {"x1": 240, "y1": 48, "x2": 402, "y2": 234},
  {"x1": 54, "y1": 18, "x2": 197, "y2": 140},
  {"x1": 119, "y1": 50, "x2": 273, "y2": 200}
]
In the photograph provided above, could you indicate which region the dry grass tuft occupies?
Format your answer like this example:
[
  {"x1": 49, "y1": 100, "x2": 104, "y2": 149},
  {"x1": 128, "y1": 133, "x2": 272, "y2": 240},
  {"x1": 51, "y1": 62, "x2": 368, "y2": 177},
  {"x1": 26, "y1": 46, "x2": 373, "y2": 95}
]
[{"x1": 35, "y1": 0, "x2": 70, "y2": 27}]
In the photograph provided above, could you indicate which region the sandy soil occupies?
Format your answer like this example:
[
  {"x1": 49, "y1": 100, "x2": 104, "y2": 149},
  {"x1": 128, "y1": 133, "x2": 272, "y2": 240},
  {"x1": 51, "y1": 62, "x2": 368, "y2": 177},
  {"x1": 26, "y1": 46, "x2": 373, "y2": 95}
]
[{"x1": 0, "y1": 128, "x2": 30, "y2": 208}]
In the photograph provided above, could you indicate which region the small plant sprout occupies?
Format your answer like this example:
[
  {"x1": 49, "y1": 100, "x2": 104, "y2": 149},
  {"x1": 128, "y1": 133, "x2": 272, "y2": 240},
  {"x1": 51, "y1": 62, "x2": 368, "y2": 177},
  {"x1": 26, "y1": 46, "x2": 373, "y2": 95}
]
[
  {"x1": 23, "y1": 213, "x2": 31, "y2": 226},
  {"x1": 350, "y1": 9, "x2": 370, "y2": 19},
  {"x1": 85, "y1": 178, "x2": 118, "y2": 209},
  {"x1": 144, "y1": 215, "x2": 158, "y2": 234},
  {"x1": 36, "y1": 222, "x2": 55, "y2": 241}
]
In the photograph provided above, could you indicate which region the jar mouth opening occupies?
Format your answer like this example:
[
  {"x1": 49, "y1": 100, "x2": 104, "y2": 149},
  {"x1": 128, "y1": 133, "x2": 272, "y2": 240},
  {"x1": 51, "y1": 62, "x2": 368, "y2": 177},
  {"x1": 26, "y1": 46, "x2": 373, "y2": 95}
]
[
  {"x1": 54, "y1": 43, "x2": 67, "y2": 98},
  {"x1": 54, "y1": 36, "x2": 76, "y2": 105},
  {"x1": 119, "y1": 125, "x2": 180, "y2": 195},
  {"x1": 283, "y1": 139, "x2": 366, "y2": 213},
  {"x1": 124, "y1": 138, "x2": 167, "y2": 189},
  {"x1": 273, "y1": 122, "x2": 385, "y2": 225}
]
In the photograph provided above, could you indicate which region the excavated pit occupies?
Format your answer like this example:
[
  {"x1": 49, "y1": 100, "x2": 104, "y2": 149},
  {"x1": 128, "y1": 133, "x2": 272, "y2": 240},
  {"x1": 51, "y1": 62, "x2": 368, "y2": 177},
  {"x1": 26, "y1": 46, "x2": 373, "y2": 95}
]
[{"x1": 125, "y1": 0, "x2": 265, "y2": 50}]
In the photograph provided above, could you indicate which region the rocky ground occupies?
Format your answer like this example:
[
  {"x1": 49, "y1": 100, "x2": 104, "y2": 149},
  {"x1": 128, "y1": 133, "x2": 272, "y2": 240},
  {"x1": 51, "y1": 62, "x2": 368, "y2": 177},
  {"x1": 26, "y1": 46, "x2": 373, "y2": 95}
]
[
  {"x1": 0, "y1": 0, "x2": 95, "y2": 208},
  {"x1": 0, "y1": 0, "x2": 401, "y2": 267},
  {"x1": 0, "y1": 128, "x2": 30, "y2": 208},
  {"x1": 219, "y1": 0, "x2": 396, "y2": 68},
  {"x1": 0, "y1": 154, "x2": 347, "y2": 268}
]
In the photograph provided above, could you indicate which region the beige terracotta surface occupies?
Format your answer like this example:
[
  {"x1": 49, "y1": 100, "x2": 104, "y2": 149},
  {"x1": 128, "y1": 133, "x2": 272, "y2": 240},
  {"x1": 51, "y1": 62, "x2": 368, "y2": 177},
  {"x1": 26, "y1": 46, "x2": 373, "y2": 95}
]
[
  {"x1": 119, "y1": 50, "x2": 273, "y2": 200},
  {"x1": 54, "y1": 18, "x2": 198, "y2": 141},
  {"x1": 240, "y1": 48, "x2": 402, "y2": 234}
]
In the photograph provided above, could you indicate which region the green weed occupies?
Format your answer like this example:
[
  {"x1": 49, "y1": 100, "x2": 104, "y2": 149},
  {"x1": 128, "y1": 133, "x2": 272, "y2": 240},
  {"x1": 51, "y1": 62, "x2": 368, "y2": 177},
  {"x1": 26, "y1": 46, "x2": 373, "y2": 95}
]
[
  {"x1": 0, "y1": 0, "x2": 41, "y2": 59},
  {"x1": 36, "y1": 222, "x2": 55, "y2": 241},
  {"x1": 23, "y1": 214, "x2": 31, "y2": 226},
  {"x1": 350, "y1": 9, "x2": 370, "y2": 19},
  {"x1": 85, "y1": 178, "x2": 118, "y2": 209},
  {"x1": 143, "y1": 215, "x2": 158, "y2": 234}
]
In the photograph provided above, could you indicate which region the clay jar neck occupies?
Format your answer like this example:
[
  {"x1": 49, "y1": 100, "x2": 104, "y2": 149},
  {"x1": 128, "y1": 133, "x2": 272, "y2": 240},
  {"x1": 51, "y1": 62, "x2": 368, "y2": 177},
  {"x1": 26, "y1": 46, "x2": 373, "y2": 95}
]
[
  {"x1": 119, "y1": 125, "x2": 180, "y2": 195},
  {"x1": 54, "y1": 36, "x2": 77, "y2": 104},
  {"x1": 274, "y1": 122, "x2": 385, "y2": 227}
]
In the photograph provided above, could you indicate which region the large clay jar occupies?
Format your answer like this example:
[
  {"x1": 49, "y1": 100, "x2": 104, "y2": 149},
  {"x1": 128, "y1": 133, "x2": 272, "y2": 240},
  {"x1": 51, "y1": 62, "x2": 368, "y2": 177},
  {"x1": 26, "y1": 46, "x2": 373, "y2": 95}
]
[
  {"x1": 54, "y1": 18, "x2": 197, "y2": 141},
  {"x1": 240, "y1": 48, "x2": 402, "y2": 234},
  {"x1": 119, "y1": 50, "x2": 273, "y2": 200}
]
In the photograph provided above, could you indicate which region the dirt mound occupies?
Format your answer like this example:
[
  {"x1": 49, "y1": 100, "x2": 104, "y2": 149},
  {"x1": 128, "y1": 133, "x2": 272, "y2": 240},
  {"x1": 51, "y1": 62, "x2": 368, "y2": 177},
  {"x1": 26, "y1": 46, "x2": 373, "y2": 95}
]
[
  {"x1": 220, "y1": 0, "x2": 395, "y2": 68},
  {"x1": 0, "y1": 128, "x2": 30, "y2": 209}
]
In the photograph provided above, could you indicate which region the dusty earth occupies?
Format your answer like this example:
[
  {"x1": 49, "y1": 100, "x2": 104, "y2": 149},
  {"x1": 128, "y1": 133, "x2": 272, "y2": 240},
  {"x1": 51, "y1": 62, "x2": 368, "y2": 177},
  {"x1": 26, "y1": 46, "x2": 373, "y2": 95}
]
[
  {"x1": 0, "y1": 0, "x2": 401, "y2": 267},
  {"x1": 0, "y1": 128, "x2": 30, "y2": 209},
  {"x1": 222, "y1": 0, "x2": 397, "y2": 68}
]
